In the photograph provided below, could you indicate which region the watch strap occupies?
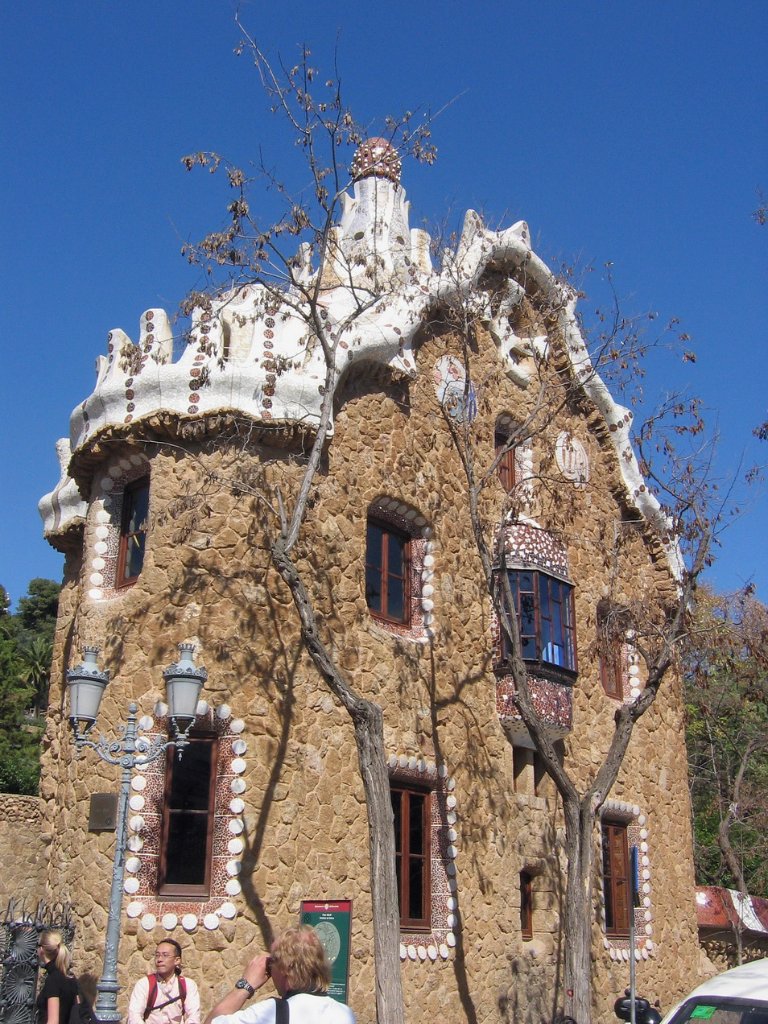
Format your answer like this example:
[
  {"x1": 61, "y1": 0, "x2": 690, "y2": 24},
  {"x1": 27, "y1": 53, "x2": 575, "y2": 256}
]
[{"x1": 235, "y1": 978, "x2": 256, "y2": 998}]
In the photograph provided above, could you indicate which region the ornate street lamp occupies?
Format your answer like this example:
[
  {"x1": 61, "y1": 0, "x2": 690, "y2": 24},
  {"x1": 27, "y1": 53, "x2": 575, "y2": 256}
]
[{"x1": 67, "y1": 644, "x2": 207, "y2": 1024}]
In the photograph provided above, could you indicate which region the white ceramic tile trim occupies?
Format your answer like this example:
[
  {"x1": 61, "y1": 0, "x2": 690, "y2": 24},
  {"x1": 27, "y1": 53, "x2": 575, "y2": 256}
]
[
  {"x1": 388, "y1": 754, "x2": 457, "y2": 963},
  {"x1": 599, "y1": 800, "x2": 654, "y2": 958},
  {"x1": 124, "y1": 700, "x2": 245, "y2": 933}
]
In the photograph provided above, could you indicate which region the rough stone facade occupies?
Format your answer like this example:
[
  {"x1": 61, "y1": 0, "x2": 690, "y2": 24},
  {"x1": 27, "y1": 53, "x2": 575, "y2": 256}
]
[
  {"x1": 37, "y1": 142, "x2": 705, "y2": 1023},
  {"x1": 0, "y1": 794, "x2": 46, "y2": 907}
]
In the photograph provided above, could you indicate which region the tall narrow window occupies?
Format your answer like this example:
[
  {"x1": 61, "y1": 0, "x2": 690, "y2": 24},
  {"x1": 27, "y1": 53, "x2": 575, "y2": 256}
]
[
  {"x1": 158, "y1": 733, "x2": 217, "y2": 897},
  {"x1": 520, "y1": 871, "x2": 533, "y2": 940},
  {"x1": 598, "y1": 604, "x2": 625, "y2": 699},
  {"x1": 495, "y1": 429, "x2": 517, "y2": 493},
  {"x1": 602, "y1": 820, "x2": 631, "y2": 936},
  {"x1": 117, "y1": 476, "x2": 149, "y2": 587},
  {"x1": 500, "y1": 570, "x2": 577, "y2": 673},
  {"x1": 600, "y1": 646, "x2": 624, "y2": 699},
  {"x1": 391, "y1": 782, "x2": 431, "y2": 930},
  {"x1": 366, "y1": 519, "x2": 410, "y2": 624}
]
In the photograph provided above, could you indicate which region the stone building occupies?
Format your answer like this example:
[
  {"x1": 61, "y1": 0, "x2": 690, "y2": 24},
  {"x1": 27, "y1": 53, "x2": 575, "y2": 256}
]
[{"x1": 38, "y1": 140, "x2": 702, "y2": 1023}]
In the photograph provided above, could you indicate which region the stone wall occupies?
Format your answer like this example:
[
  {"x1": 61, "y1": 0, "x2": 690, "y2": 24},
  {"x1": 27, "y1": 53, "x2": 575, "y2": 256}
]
[
  {"x1": 38, "y1": 319, "x2": 703, "y2": 1023},
  {"x1": 0, "y1": 794, "x2": 46, "y2": 908}
]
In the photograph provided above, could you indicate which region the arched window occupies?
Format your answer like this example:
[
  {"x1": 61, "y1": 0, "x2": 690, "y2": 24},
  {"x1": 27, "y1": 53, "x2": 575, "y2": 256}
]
[
  {"x1": 495, "y1": 416, "x2": 518, "y2": 493},
  {"x1": 365, "y1": 498, "x2": 432, "y2": 638},
  {"x1": 366, "y1": 519, "x2": 411, "y2": 625},
  {"x1": 117, "y1": 475, "x2": 149, "y2": 587}
]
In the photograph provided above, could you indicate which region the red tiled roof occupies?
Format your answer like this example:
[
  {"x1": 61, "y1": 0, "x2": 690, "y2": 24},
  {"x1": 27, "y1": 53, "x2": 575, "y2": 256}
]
[{"x1": 696, "y1": 885, "x2": 768, "y2": 936}]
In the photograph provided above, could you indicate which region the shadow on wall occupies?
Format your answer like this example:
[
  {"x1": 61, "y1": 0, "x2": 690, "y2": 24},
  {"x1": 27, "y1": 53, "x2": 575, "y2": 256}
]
[{"x1": 500, "y1": 954, "x2": 558, "y2": 1024}]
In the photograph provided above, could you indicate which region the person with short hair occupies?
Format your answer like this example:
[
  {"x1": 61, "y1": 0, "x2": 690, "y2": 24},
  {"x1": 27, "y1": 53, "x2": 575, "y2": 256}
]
[
  {"x1": 127, "y1": 939, "x2": 201, "y2": 1024},
  {"x1": 205, "y1": 925, "x2": 355, "y2": 1024},
  {"x1": 37, "y1": 930, "x2": 78, "y2": 1024}
]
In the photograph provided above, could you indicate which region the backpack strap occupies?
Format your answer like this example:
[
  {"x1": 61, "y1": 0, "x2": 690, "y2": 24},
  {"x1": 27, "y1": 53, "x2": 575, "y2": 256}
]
[
  {"x1": 144, "y1": 976, "x2": 187, "y2": 1021},
  {"x1": 143, "y1": 975, "x2": 158, "y2": 1021},
  {"x1": 273, "y1": 997, "x2": 289, "y2": 1024}
]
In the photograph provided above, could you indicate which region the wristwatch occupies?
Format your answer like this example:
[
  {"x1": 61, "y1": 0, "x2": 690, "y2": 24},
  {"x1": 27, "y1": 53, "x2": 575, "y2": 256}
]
[{"x1": 235, "y1": 978, "x2": 256, "y2": 998}]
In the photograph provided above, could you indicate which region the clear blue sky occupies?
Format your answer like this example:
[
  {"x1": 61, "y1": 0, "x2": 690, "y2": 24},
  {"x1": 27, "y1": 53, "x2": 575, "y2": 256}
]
[{"x1": 2, "y1": 1, "x2": 765, "y2": 608}]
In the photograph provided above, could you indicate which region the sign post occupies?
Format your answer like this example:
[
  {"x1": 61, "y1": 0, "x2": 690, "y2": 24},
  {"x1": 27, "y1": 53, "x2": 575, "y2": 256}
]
[{"x1": 629, "y1": 845, "x2": 640, "y2": 1024}]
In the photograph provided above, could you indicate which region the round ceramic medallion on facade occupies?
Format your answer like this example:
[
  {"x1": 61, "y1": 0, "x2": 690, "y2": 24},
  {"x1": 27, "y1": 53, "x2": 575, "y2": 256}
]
[
  {"x1": 141, "y1": 914, "x2": 157, "y2": 931},
  {"x1": 182, "y1": 914, "x2": 198, "y2": 932},
  {"x1": 127, "y1": 902, "x2": 144, "y2": 919},
  {"x1": 162, "y1": 913, "x2": 178, "y2": 930}
]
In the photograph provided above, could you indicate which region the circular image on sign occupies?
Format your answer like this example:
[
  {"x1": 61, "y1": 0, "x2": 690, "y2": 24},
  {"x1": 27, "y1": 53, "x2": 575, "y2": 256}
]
[{"x1": 313, "y1": 921, "x2": 341, "y2": 965}]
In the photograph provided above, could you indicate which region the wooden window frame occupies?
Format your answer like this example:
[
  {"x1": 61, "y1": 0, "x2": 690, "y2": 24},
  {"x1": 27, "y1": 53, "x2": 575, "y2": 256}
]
[
  {"x1": 501, "y1": 570, "x2": 578, "y2": 674},
  {"x1": 520, "y1": 870, "x2": 533, "y2": 940},
  {"x1": 157, "y1": 732, "x2": 218, "y2": 899},
  {"x1": 602, "y1": 819, "x2": 631, "y2": 937},
  {"x1": 600, "y1": 645, "x2": 624, "y2": 699},
  {"x1": 391, "y1": 781, "x2": 432, "y2": 931},
  {"x1": 117, "y1": 475, "x2": 150, "y2": 588},
  {"x1": 495, "y1": 429, "x2": 517, "y2": 493},
  {"x1": 366, "y1": 518, "x2": 411, "y2": 625}
]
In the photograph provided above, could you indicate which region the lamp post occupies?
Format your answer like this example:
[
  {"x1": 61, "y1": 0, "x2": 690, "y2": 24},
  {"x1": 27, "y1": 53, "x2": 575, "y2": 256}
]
[{"x1": 67, "y1": 643, "x2": 207, "y2": 1024}]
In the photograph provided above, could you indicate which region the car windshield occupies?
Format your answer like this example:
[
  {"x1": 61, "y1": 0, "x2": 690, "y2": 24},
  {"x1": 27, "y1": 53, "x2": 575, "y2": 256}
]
[{"x1": 667, "y1": 998, "x2": 768, "y2": 1024}]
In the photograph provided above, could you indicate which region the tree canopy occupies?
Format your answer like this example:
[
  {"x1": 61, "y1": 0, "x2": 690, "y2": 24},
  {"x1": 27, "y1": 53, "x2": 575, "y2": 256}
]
[
  {"x1": 0, "y1": 578, "x2": 60, "y2": 795},
  {"x1": 684, "y1": 586, "x2": 768, "y2": 897}
]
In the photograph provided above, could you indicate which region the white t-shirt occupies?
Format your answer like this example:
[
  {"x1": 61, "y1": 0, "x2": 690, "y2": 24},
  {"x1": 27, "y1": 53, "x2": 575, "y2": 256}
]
[
  {"x1": 127, "y1": 975, "x2": 201, "y2": 1024},
  {"x1": 213, "y1": 992, "x2": 355, "y2": 1024}
]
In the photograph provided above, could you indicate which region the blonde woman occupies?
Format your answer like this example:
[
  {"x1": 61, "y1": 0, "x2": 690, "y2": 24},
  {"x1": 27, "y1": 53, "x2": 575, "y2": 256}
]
[
  {"x1": 36, "y1": 930, "x2": 78, "y2": 1024},
  {"x1": 205, "y1": 925, "x2": 355, "y2": 1024}
]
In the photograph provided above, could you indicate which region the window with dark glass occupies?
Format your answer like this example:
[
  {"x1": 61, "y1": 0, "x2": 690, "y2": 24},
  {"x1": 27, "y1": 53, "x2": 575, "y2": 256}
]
[
  {"x1": 499, "y1": 570, "x2": 577, "y2": 673},
  {"x1": 495, "y1": 428, "x2": 516, "y2": 493},
  {"x1": 158, "y1": 733, "x2": 217, "y2": 897},
  {"x1": 391, "y1": 782, "x2": 431, "y2": 930},
  {"x1": 117, "y1": 476, "x2": 150, "y2": 587},
  {"x1": 520, "y1": 870, "x2": 533, "y2": 939},
  {"x1": 366, "y1": 519, "x2": 410, "y2": 625},
  {"x1": 602, "y1": 820, "x2": 631, "y2": 936}
]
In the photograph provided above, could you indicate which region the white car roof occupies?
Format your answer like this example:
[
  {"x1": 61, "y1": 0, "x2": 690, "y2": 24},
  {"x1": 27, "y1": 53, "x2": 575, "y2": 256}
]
[
  {"x1": 663, "y1": 959, "x2": 768, "y2": 1022},
  {"x1": 688, "y1": 960, "x2": 768, "y2": 1001}
]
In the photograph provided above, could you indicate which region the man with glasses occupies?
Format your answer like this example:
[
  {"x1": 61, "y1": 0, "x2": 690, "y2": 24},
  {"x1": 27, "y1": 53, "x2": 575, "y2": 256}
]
[{"x1": 127, "y1": 940, "x2": 201, "y2": 1024}]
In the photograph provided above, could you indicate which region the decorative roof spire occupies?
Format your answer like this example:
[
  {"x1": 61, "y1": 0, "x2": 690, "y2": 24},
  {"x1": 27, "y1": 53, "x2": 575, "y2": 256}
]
[{"x1": 351, "y1": 137, "x2": 402, "y2": 184}]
